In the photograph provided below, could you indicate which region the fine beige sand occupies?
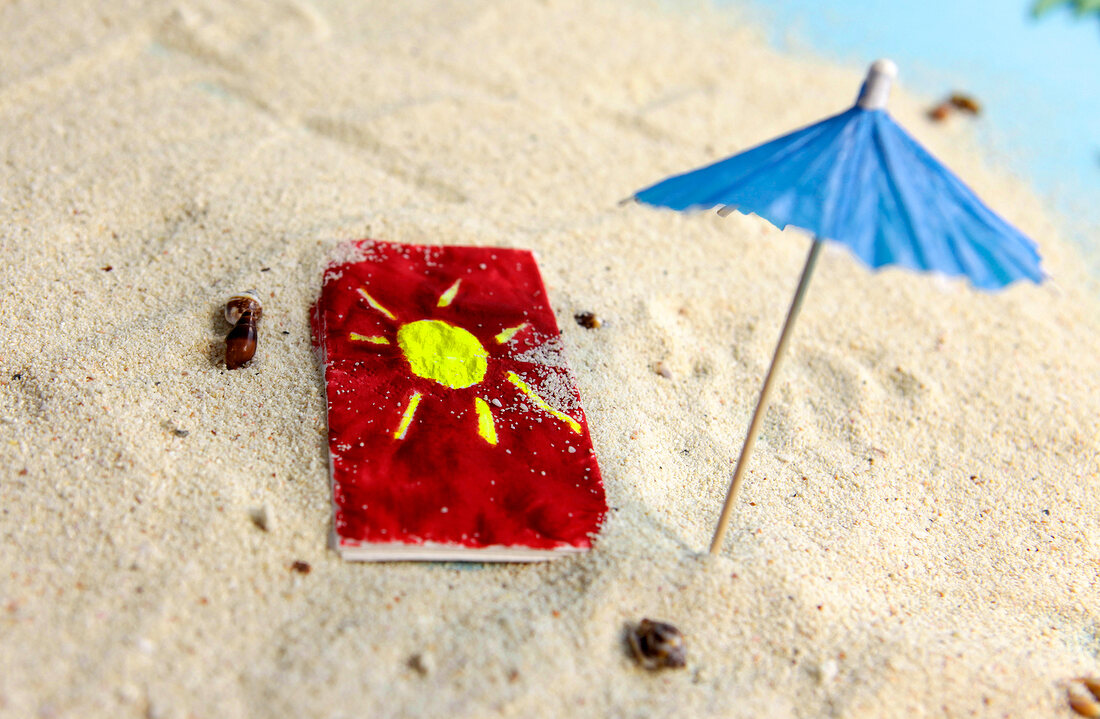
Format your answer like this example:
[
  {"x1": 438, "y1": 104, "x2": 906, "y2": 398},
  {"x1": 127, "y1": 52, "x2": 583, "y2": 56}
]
[{"x1": 2, "y1": 1, "x2": 1099, "y2": 717}]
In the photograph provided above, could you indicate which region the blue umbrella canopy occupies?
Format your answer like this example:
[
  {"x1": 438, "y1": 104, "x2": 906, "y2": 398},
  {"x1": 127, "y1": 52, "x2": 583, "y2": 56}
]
[{"x1": 633, "y1": 60, "x2": 1043, "y2": 291}]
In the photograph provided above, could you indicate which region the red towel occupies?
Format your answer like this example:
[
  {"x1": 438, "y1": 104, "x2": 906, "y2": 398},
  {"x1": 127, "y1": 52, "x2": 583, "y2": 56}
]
[{"x1": 312, "y1": 240, "x2": 607, "y2": 561}]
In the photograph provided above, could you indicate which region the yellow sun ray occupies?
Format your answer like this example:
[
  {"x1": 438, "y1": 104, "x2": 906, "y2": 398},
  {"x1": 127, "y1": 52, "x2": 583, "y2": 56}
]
[
  {"x1": 437, "y1": 279, "x2": 462, "y2": 308},
  {"x1": 394, "y1": 391, "x2": 422, "y2": 440},
  {"x1": 473, "y1": 397, "x2": 497, "y2": 445},
  {"x1": 357, "y1": 287, "x2": 396, "y2": 320},
  {"x1": 506, "y1": 371, "x2": 582, "y2": 434},
  {"x1": 349, "y1": 332, "x2": 390, "y2": 344},
  {"x1": 494, "y1": 322, "x2": 528, "y2": 344}
]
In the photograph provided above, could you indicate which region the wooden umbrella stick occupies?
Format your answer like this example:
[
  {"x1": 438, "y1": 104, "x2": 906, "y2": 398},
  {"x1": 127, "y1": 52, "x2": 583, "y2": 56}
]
[{"x1": 709, "y1": 238, "x2": 824, "y2": 555}]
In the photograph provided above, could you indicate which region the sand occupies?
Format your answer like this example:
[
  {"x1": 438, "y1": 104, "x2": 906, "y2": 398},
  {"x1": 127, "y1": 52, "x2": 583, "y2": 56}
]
[{"x1": 2, "y1": 1, "x2": 1098, "y2": 717}]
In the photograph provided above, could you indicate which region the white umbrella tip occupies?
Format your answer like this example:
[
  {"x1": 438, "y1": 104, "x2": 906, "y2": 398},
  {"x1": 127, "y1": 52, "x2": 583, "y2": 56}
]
[
  {"x1": 857, "y1": 58, "x2": 898, "y2": 110},
  {"x1": 870, "y1": 58, "x2": 898, "y2": 78}
]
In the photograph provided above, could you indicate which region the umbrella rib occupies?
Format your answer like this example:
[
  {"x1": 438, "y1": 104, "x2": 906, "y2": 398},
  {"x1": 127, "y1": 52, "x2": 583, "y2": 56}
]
[
  {"x1": 895, "y1": 127, "x2": 1042, "y2": 287},
  {"x1": 636, "y1": 110, "x2": 854, "y2": 212},
  {"x1": 715, "y1": 117, "x2": 847, "y2": 198},
  {"x1": 874, "y1": 122, "x2": 932, "y2": 271},
  {"x1": 723, "y1": 111, "x2": 857, "y2": 218}
]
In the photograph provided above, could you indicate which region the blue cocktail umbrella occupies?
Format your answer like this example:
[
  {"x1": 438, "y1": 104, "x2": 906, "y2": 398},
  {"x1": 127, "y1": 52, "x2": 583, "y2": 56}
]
[{"x1": 630, "y1": 60, "x2": 1044, "y2": 554}]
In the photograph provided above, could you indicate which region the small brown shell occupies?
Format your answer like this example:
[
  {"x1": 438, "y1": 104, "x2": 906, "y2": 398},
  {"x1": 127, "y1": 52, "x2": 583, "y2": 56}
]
[
  {"x1": 627, "y1": 618, "x2": 686, "y2": 670},
  {"x1": 224, "y1": 290, "x2": 262, "y2": 370}
]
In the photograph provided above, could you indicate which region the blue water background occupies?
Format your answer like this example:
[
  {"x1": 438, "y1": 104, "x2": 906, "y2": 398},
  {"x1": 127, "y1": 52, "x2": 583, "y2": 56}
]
[{"x1": 725, "y1": 0, "x2": 1100, "y2": 256}]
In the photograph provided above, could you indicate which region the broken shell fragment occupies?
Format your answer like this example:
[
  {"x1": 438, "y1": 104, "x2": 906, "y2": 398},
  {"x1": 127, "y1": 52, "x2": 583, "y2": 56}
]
[
  {"x1": 1082, "y1": 678, "x2": 1100, "y2": 698},
  {"x1": 628, "y1": 618, "x2": 686, "y2": 670},
  {"x1": 249, "y1": 505, "x2": 274, "y2": 532},
  {"x1": 408, "y1": 652, "x2": 434, "y2": 676},
  {"x1": 928, "y1": 93, "x2": 980, "y2": 123},
  {"x1": 928, "y1": 103, "x2": 951, "y2": 122},
  {"x1": 1070, "y1": 693, "x2": 1100, "y2": 718},
  {"x1": 948, "y1": 92, "x2": 981, "y2": 115},
  {"x1": 1069, "y1": 678, "x2": 1100, "y2": 717},
  {"x1": 574, "y1": 311, "x2": 601, "y2": 329}
]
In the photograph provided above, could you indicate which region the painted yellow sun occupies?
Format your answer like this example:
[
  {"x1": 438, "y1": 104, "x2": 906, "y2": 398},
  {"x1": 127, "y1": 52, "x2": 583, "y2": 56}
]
[{"x1": 348, "y1": 279, "x2": 581, "y2": 445}]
